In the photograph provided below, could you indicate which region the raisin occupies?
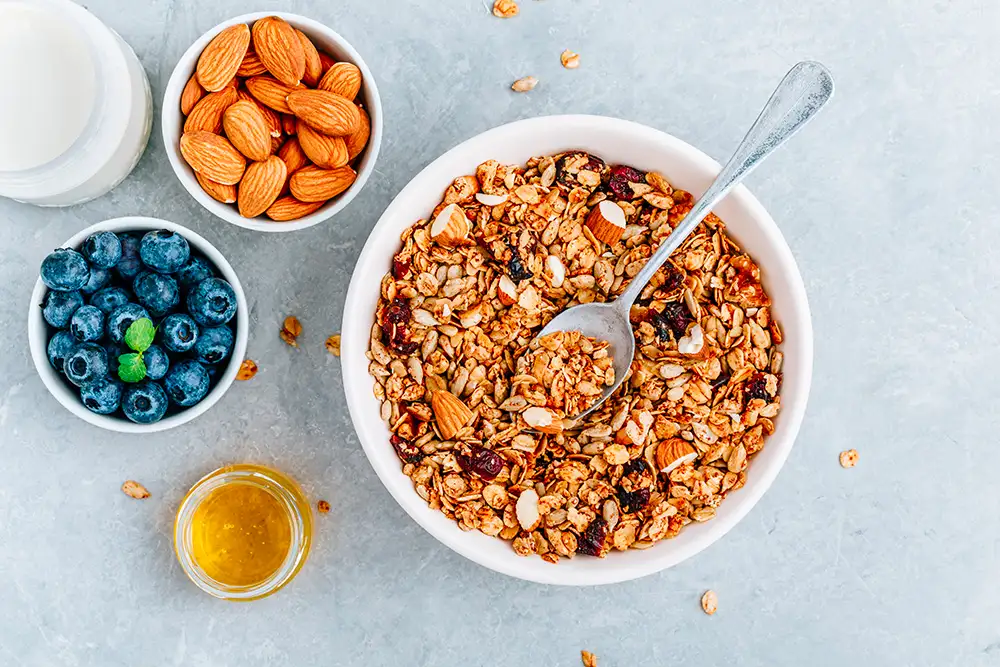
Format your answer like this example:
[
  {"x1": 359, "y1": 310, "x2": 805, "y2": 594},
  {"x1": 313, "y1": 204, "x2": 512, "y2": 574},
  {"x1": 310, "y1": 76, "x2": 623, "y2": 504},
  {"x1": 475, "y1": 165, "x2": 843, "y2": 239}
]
[
  {"x1": 457, "y1": 446, "x2": 503, "y2": 481},
  {"x1": 617, "y1": 487, "x2": 650, "y2": 514},
  {"x1": 650, "y1": 302, "x2": 690, "y2": 342},
  {"x1": 505, "y1": 242, "x2": 533, "y2": 282},
  {"x1": 391, "y1": 434, "x2": 424, "y2": 463},
  {"x1": 661, "y1": 264, "x2": 685, "y2": 292},
  {"x1": 606, "y1": 164, "x2": 645, "y2": 200},
  {"x1": 576, "y1": 518, "x2": 609, "y2": 557},
  {"x1": 622, "y1": 458, "x2": 647, "y2": 477},
  {"x1": 392, "y1": 257, "x2": 411, "y2": 279},
  {"x1": 746, "y1": 373, "x2": 769, "y2": 402}
]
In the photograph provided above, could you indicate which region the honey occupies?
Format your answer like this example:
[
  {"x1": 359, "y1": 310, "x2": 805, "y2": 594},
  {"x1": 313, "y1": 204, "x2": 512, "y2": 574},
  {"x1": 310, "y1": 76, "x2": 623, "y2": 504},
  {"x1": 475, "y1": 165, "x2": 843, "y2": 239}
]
[{"x1": 174, "y1": 464, "x2": 312, "y2": 600}]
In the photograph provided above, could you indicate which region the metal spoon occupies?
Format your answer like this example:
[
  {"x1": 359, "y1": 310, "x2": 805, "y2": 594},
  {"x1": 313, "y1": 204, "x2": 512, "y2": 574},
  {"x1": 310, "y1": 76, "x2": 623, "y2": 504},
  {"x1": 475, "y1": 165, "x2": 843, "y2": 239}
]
[{"x1": 536, "y1": 61, "x2": 834, "y2": 421}]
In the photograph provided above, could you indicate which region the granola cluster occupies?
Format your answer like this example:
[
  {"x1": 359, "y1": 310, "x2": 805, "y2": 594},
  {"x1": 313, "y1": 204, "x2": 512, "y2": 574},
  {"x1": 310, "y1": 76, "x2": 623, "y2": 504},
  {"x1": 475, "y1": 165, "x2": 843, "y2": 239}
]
[{"x1": 367, "y1": 151, "x2": 782, "y2": 562}]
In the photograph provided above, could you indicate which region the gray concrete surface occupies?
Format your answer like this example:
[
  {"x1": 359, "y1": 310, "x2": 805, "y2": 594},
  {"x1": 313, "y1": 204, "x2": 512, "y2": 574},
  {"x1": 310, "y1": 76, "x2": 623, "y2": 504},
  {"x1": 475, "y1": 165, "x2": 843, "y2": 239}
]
[{"x1": 1, "y1": 1, "x2": 998, "y2": 665}]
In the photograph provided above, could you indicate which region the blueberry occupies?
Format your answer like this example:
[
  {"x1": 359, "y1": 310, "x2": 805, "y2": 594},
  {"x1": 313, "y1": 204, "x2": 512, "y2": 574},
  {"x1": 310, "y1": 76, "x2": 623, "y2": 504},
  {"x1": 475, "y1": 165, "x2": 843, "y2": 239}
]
[
  {"x1": 81, "y1": 231, "x2": 122, "y2": 269},
  {"x1": 133, "y1": 271, "x2": 179, "y2": 317},
  {"x1": 115, "y1": 234, "x2": 143, "y2": 281},
  {"x1": 105, "y1": 343, "x2": 125, "y2": 375},
  {"x1": 194, "y1": 326, "x2": 234, "y2": 365},
  {"x1": 80, "y1": 377, "x2": 123, "y2": 415},
  {"x1": 140, "y1": 230, "x2": 190, "y2": 273},
  {"x1": 41, "y1": 249, "x2": 90, "y2": 291},
  {"x1": 186, "y1": 278, "x2": 237, "y2": 326},
  {"x1": 90, "y1": 286, "x2": 130, "y2": 314},
  {"x1": 163, "y1": 359, "x2": 210, "y2": 407},
  {"x1": 42, "y1": 290, "x2": 84, "y2": 328},
  {"x1": 47, "y1": 331, "x2": 79, "y2": 372},
  {"x1": 64, "y1": 343, "x2": 109, "y2": 387},
  {"x1": 176, "y1": 256, "x2": 214, "y2": 289},
  {"x1": 69, "y1": 305, "x2": 105, "y2": 342},
  {"x1": 80, "y1": 266, "x2": 111, "y2": 295},
  {"x1": 107, "y1": 303, "x2": 150, "y2": 345},
  {"x1": 144, "y1": 344, "x2": 170, "y2": 380},
  {"x1": 159, "y1": 313, "x2": 199, "y2": 353},
  {"x1": 122, "y1": 381, "x2": 169, "y2": 424}
]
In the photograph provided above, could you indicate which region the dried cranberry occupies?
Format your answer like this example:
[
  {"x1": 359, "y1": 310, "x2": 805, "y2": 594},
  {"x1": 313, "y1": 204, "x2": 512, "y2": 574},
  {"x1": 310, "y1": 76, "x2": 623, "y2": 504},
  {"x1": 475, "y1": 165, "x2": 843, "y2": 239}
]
[
  {"x1": 661, "y1": 264, "x2": 685, "y2": 292},
  {"x1": 383, "y1": 297, "x2": 411, "y2": 326},
  {"x1": 392, "y1": 257, "x2": 411, "y2": 279},
  {"x1": 391, "y1": 434, "x2": 424, "y2": 463},
  {"x1": 746, "y1": 373, "x2": 769, "y2": 402},
  {"x1": 457, "y1": 446, "x2": 503, "y2": 481},
  {"x1": 650, "y1": 302, "x2": 690, "y2": 341},
  {"x1": 606, "y1": 165, "x2": 645, "y2": 200},
  {"x1": 617, "y1": 487, "x2": 650, "y2": 514},
  {"x1": 576, "y1": 518, "x2": 608, "y2": 557},
  {"x1": 622, "y1": 458, "x2": 648, "y2": 476}
]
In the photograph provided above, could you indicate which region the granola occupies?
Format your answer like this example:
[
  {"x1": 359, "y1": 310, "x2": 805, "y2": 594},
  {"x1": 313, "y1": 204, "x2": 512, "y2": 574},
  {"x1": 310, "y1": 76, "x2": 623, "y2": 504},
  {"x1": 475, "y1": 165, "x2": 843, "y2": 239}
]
[{"x1": 367, "y1": 151, "x2": 782, "y2": 562}]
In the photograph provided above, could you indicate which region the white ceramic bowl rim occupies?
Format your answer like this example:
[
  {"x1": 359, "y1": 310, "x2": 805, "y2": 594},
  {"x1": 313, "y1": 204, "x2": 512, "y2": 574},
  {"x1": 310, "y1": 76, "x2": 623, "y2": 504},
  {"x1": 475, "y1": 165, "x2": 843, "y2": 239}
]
[
  {"x1": 27, "y1": 216, "x2": 249, "y2": 434},
  {"x1": 342, "y1": 115, "x2": 813, "y2": 585},
  {"x1": 161, "y1": 11, "x2": 383, "y2": 233}
]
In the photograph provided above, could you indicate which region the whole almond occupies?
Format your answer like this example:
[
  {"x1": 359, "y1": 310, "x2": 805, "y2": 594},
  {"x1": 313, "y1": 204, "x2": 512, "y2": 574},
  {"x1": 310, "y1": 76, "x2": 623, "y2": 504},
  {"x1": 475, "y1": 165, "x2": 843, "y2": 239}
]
[
  {"x1": 266, "y1": 196, "x2": 326, "y2": 221},
  {"x1": 238, "y1": 155, "x2": 287, "y2": 218},
  {"x1": 297, "y1": 122, "x2": 349, "y2": 169},
  {"x1": 223, "y1": 100, "x2": 272, "y2": 161},
  {"x1": 180, "y1": 75, "x2": 205, "y2": 115},
  {"x1": 195, "y1": 172, "x2": 237, "y2": 204},
  {"x1": 317, "y1": 62, "x2": 362, "y2": 100},
  {"x1": 296, "y1": 29, "x2": 323, "y2": 86},
  {"x1": 180, "y1": 131, "x2": 246, "y2": 185},
  {"x1": 236, "y1": 88, "x2": 282, "y2": 137},
  {"x1": 287, "y1": 89, "x2": 360, "y2": 136},
  {"x1": 277, "y1": 137, "x2": 309, "y2": 192},
  {"x1": 236, "y1": 50, "x2": 268, "y2": 77},
  {"x1": 290, "y1": 165, "x2": 356, "y2": 202},
  {"x1": 196, "y1": 24, "x2": 250, "y2": 92},
  {"x1": 345, "y1": 105, "x2": 371, "y2": 160},
  {"x1": 252, "y1": 16, "x2": 306, "y2": 86},
  {"x1": 282, "y1": 113, "x2": 297, "y2": 135},
  {"x1": 245, "y1": 75, "x2": 303, "y2": 114},
  {"x1": 183, "y1": 84, "x2": 238, "y2": 134},
  {"x1": 430, "y1": 390, "x2": 473, "y2": 440},
  {"x1": 318, "y1": 52, "x2": 337, "y2": 74}
]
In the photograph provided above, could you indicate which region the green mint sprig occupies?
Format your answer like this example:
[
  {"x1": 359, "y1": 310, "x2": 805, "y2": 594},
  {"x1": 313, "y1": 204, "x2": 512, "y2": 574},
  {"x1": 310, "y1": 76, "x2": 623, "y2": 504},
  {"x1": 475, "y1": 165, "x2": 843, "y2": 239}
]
[{"x1": 117, "y1": 318, "x2": 156, "y2": 383}]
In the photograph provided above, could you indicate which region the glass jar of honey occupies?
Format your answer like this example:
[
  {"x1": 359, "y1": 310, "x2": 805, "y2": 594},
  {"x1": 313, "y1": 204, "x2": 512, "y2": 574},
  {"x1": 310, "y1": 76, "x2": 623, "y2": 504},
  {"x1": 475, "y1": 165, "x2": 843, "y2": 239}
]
[{"x1": 174, "y1": 464, "x2": 312, "y2": 600}]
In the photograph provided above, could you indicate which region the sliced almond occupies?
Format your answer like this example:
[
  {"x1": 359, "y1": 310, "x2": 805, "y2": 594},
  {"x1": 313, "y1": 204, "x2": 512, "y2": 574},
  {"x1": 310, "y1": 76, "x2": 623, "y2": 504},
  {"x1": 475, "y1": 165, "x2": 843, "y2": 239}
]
[
  {"x1": 497, "y1": 274, "x2": 517, "y2": 306},
  {"x1": 678, "y1": 324, "x2": 704, "y2": 355},
  {"x1": 476, "y1": 192, "x2": 508, "y2": 206},
  {"x1": 522, "y1": 406, "x2": 562, "y2": 434},
  {"x1": 430, "y1": 203, "x2": 472, "y2": 246},
  {"x1": 545, "y1": 254, "x2": 565, "y2": 288},
  {"x1": 515, "y1": 488, "x2": 540, "y2": 531},
  {"x1": 196, "y1": 24, "x2": 250, "y2": 92},
  {"x1": 585, "y1": 200, "x2": 627, "y2": 245},
  {"x1": 517, "y1": 283, "x2": 540, "y2": 311},
  {"x1": 431, "y1": 390, "x2": 474, "y2": 440},
  {"x1": 654, "y1": 438, "x2": 697, "y2": 474},
  {"x1": 458, "y1": 303, "x2": 484, "y2": 329}
]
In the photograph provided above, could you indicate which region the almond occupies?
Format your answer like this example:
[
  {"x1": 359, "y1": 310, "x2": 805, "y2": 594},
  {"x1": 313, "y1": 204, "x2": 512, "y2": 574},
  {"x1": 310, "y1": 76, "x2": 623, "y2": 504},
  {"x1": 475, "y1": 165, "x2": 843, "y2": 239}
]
[
  {"x1": 289, "y1": 165, "x2": 356, "y2": 202},
  {"x1": 497, "y1": 274, "x2": 517, "y2": 305},
  {"x1": 236, "y1": 50, "x2": 268, "y2": 77},
  {"x1": 236, "y1": 88, "x2": 282, "y2": 137},
  {"x1": 252, "y1": 16, "x2": 305, "y2": 86},
  {"x1": 585, "y1": 200, "x2": 627, "y2": 245},
  {"x1": 183, "y1": 84, "x2": 238, "y2": 134},
  {"x1": 296, "y1": 29, "x2": 323, "y2": 86},
  {"x1": 282, "y1": 113, "x2": 297, "y2": 135},
  {"x1": 179, "y1": 131, "x2": 246, "y2": 185},
  {"x1": 654, "y1": 438, "x2": 697, "y2": 474},
  {"x1": 545, "y1": 254, "x2": 566, "y2": 288},
  {"x1": 515, "y1": 488, "x2": 541, "y2": 531},
  {"x1": 430, "y1": 390, "x2": 474, "y2": 440},
  {"x1": 286, "y1": 89, "x2": 360, "y2": 136},
  {"x1": 222, "y1": 100, "x2": 272, "y2": 161},
  {"x1": 196, "y1": 24, "x2": 250, "y2": 91},
  {"x1": 345, "y1": 105, "x2": 371, "y2": 160},
  {"x1": 476, "y1": 192, "x2": 508, "y2": 206},
  {"x1": 180, "y1": 75, "x2": 205, "y2": 115},
  {"x1": 277, "y1": 137, "x2": 309, "y2": 190},
  {"x1": 195, "y1": 172, "x2": 237, "y2": 204},
  {"x1": 297, "y1": 121, "x2": 349, "y2": 169},
  {"x1": 318, "y1": 52, "x2": 337, "y2": 74},
  {"x1": 266, "y1": 195, "x2": 326, "y2": 221},
  {"x1": 245, "y1": 75, "x2": 303, "y2": 114},
  {"x1": 238, "y1": 155, "x2": 286, "y2": 218},
  {"x1": 522, "y1": 406, "x2": 562, "y2": 434},
  {"x1": 430, "y1": 203, "x2": 472, "y2": 246},
  {"x1": 678, "y1": 323, "x2": 704, "y2": 355},
  {"x1": 317, "y1": 61, "x2": 362, "y2": 100}
]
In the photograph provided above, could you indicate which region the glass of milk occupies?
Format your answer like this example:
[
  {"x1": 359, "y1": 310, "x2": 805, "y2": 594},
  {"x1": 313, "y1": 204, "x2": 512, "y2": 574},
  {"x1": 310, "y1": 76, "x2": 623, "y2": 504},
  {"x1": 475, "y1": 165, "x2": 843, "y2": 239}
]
[{"x1": 0, "y1": 0, "x2": 152, "y2": 206}]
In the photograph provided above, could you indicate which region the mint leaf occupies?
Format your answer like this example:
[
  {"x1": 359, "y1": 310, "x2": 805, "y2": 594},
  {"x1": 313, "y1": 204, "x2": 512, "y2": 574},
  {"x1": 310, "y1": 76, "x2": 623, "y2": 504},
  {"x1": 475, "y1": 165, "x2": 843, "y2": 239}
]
[
  {"x1": 118, "y1": 353, "x2": 146, "y2": 383},
  {"x1": 125, "y1": 318, "x2": 155, "y2": 353}
]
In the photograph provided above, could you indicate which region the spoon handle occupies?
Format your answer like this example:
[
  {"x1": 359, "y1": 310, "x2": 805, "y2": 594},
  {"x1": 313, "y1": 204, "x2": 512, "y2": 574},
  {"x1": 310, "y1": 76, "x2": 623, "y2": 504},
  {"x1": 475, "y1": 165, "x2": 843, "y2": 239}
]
[{"x1": 616, "y1": 61, "x2": 835, "y2": 310}]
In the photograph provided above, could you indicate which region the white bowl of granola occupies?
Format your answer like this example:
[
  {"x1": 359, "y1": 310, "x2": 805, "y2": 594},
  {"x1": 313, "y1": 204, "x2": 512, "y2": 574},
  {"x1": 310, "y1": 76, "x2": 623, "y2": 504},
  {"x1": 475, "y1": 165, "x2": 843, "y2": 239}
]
[{"x1": 342, "y1": 115, "x2": 813, "y2": 585}]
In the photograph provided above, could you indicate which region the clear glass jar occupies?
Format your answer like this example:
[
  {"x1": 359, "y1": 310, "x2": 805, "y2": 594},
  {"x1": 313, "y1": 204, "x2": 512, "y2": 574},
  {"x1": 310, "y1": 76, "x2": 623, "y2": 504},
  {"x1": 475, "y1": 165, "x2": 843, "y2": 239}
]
[
  {"x1": 0, "y1": 0, "x2": 152, "y2": 206},
  {"x1": 174, "y1": 464, "x2": 313, "y2": 601}
]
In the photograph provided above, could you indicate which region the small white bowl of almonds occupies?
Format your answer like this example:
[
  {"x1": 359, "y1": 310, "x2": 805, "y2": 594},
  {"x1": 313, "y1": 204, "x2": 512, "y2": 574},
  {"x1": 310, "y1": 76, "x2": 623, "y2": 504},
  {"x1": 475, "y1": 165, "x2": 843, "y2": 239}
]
[
  {"x1": 343, "y1": 115, "x2": 813, "y2": 585},
  {"x1": 162, "y1": 12, "x2": 382, "y2": 232}
]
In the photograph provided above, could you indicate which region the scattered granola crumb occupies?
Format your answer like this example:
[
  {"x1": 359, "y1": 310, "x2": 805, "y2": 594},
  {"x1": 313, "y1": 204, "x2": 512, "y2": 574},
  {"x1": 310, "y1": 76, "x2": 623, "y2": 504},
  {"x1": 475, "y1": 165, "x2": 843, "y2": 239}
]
[
  {"x1": 511, "y1": 76, "x2": 538, "y2": 92},
  {"x1": 236, "y1": 359, "x2": 259, "y2": 380},
  {"x1": 492, "y1": 0, "x2": 519, "y2": 18},
  {"x1": 280, "y1": 316, "x2": 302, "y2": 347},
  {"x1": 325, "y1": 334, "x2": 341, "y2": 357},
  {"x1": 561, "y1": 49, "x2": 580, "y2": 69},
  {"x1": 317, "y1": 500, "x2": 331, "y2": 514},
  {"x1": 701, "y1": 589, "x2": 718, "y2": 615},
  {"x1": 121, "y1": 480, "x2": 150, "y2": 499},
  {"x1": 840, "y1": 449, "x2": 858, "y2": 468},
  {"x1": 581, "y1": 650, "x2": 598, "y2": 667}
]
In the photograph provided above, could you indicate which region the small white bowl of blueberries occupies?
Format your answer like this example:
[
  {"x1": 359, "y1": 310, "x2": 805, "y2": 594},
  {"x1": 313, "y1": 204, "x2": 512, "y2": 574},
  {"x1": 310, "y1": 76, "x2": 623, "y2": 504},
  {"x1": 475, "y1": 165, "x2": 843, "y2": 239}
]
[{"x1": 27, "y1": 216, "x2": 248, "y2": 433}]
